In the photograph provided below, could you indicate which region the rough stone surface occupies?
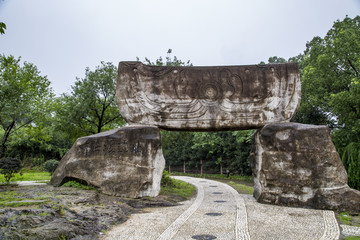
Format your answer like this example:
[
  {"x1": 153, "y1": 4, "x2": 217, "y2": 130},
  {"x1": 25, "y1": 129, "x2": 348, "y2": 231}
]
[
  {"x1": 0, "y1": 184, "x2": 177, "y2": 240},
  {"x1": 116, "y1": 62, "x2": 301, "y2": 131},
  {"x1": 50, "y1": 126, "x2": 165, "y2": 198},
  {"x1": 250, "y1": 122, "x2": 360, "y2": 213}
]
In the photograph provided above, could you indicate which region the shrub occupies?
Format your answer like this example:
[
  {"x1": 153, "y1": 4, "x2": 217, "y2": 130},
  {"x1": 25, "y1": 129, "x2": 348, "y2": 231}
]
[
  {"x1": 161, "y1": 170, "x2": 172, "y2": 187},
  {"x1": 0, "y1": 158, "x2": 22, "y2": 183},
  {"x1": 43, "y1": 159, "x2": 59, "y2": 174}
]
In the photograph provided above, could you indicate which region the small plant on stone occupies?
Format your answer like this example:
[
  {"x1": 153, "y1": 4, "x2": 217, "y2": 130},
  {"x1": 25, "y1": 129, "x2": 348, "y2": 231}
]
[
  {"x1": 43, "y1": 159, "x2": 59, "y2": 174},
  {"x1": 0, "y1": 157, "x2": 22, "y2": 183}
]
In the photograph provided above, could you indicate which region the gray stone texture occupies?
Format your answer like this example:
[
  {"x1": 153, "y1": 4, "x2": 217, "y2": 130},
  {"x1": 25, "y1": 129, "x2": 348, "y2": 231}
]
[
  {"x1": 116, "y1": 62, "x2": 301, "y2": 131},
  {"x1": 250, "y1": 122, "x2": 360, "y2": 213},
  {"x1": 50, "y1": 126, "x2": 165, "y2": 198}
]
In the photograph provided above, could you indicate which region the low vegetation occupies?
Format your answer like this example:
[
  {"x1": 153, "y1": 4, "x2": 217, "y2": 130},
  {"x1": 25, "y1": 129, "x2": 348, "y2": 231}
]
[
  {"x1": 170, "y1": 171, "x2": 252, "y2": 181},
  {"x1": 226, "y1": 181, "x2": 254, "y2": 195},
  {"x1": 43, "y1": 159, "x2": 59, "y2": 174},
  {"x1": 338, "y1": 212, "x2": 360, "y2": 227},
  {"x1": 160, "y1": 171, "x2": 196, "y2": 199},
  {"x1": 0, "y1": 190, "x2": 49, "y2": 208},
  {"x1": 345, "y1": 237, "x2": 360, "y2": 240},
  {"x1": 0, "y1": 158, "x2": 22, "y2": 183},
  {"x1": 61, "y1": 180, "x2": 97, "y2": 190},
  {"x1": 0, "y1": 169, "x2": 51, "y2": 183},
  {"x1": 170, "y1": 172, "x2": 254, "y2": 195}
]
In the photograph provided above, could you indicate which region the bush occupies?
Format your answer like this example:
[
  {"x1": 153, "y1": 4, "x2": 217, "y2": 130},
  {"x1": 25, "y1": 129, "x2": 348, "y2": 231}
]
[
  {"x1": 161, "y1": 170, "x2": 172, "y2": 187},
  {"x1": 43, "y1": 159, "x2": 59, "y2": 174},
  {"x1": 0, "y1": 158, "x2": 22, "y2": 183}
]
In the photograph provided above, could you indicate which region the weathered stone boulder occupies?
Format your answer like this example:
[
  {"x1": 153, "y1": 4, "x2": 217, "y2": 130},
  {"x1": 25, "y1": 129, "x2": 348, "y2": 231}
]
[
  {"x1": 116, "y1": 62, "x2": 301, "y2": 131},
  {"x1": 50, "y1": 126, "x2": 165, "y2": 198},
  {"x1": 250, "y1": 122, "x2": 360, "y2": 213}
]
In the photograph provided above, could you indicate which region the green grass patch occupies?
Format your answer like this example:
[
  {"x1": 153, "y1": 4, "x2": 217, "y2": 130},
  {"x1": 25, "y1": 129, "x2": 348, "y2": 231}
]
[
  {"x1": 161, "y1": 179, "x2": 196, "y2": 199},
  {"x1": 62, "y1": 180, "x2": 96, "y2": 190},
  {"x1": 345, "y1": 237, "x2": 360, "y2": 240},
  {"x1": 170, "y1": 172, "x2": 252, "y2": 181},
  {"x1": 340, "y1": 212, "x2": 353, "y2": 225},
  {"x1": 170, "y1": 171, "x2": 254, "y2": 195},
  {"x1": 0, "y1": 171, "x2": 51, "y2": 183},
  {"x1": 227, "y1": 181, "x2": 254, "y2": 195},
  {"x1": 0, "y1": 191, "x2": 49, "y2": 208}
]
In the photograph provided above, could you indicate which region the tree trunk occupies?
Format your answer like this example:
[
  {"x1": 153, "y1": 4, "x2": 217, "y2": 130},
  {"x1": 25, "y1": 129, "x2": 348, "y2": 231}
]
[
  {"x1": 220, "y1": 163, "x2": 223, "y2": 175},
  {"x1": 0, "y1": 143, "x2": 5, "y2": 159},
  {"x1": 0, "y1": 121, "x2": 16, "y2": 159},
  {"x1": 168, "y1": 165, "x2": 171, "y2": 173},
  {"x1": 200, "y1": 159, "x2": 203, "y2": 176},
  {"x1": 183, "y1": 160, "x2": 186, "y2": 173}
]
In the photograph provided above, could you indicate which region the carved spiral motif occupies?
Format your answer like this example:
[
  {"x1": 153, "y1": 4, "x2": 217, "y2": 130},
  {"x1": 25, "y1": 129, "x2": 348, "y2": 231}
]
[{"x1": 200, "y1": 82, "x2": 222, "y2": 102}]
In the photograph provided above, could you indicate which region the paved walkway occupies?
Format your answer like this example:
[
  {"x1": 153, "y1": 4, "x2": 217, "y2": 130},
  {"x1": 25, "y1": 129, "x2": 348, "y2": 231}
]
[{"x1": 103, "y1": 176, "x2": 359, "y2": 240}]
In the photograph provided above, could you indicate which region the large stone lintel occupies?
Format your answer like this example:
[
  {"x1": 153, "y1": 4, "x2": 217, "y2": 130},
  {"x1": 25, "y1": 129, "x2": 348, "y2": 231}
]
[
  {"x1": 116, "y1": 62, "x2": 301, "y2": 131},
  {"x1": 250, "y1": 122, "x2": 360, "y2": 214},
  {"x1": 50, "y1": 126, "x2": 165, "y2": 198}
]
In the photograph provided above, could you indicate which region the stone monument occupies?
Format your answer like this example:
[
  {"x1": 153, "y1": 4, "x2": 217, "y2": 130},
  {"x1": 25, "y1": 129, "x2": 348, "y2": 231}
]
[{"x1": 51, "y1": 61, "x2": 360, "y2": 213}]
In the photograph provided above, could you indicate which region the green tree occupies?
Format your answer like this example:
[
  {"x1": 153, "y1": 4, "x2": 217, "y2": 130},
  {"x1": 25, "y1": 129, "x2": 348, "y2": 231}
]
[
  {"x1": 292, "y1": 16, "x2": 360, "y2": 189},
  {"x1": 191, "y1": 132, "x2": 224, "y2": 175},
  {"x1": 0, "y1": 55, "x2": 54, "y2": 158},
  {"x1": 162, "y1": 131, "x2": 194, "y2": 173},
  {"x1": 268, "y1": 56, "x2": 287, "y2": 63},
  {"x1": 299, "y1": 16, "x2": 360, "y2": 132},
  {"x1": 55, "y1": 62, "x2": 126, "y2": 141},
  {"x1": 0, "y1": 22, "x2": 6, "y2": 35}
]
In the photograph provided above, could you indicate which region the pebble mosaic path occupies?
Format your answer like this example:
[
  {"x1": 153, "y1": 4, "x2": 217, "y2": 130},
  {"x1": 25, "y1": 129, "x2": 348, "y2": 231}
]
[{"x1": 103, "y1": 176, "x2": 352, "y2": 240}]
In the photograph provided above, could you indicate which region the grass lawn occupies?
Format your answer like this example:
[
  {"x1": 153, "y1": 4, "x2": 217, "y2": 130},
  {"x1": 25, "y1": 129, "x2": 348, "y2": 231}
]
[
  {"x1": 160, "y1": 179, "x2": 196, "y2": 199},
  {"x1": 170, "y1": 171, "x2": 252, "y2": 181},
  {"x1": 170, "y1": 172, "x2": 254, "y2": 195},
  {"x1": 0, "y1": 169, "x2": 51, "y2": 183}
]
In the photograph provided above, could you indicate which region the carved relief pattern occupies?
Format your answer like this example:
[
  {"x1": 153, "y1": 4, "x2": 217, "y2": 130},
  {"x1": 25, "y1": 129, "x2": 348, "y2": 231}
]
[{"x1": 116, "y1": 62, "x2": 301, "y2": 130}]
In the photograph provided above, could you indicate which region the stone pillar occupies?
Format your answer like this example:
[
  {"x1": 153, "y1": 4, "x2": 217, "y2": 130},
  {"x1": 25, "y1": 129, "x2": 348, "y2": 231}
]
[
  {"x1": 250, "y1": 122, "x2": 360, "y2": 213},
  {"x1": 50, "y1": 126, "x2": 165, "y2": 198}
]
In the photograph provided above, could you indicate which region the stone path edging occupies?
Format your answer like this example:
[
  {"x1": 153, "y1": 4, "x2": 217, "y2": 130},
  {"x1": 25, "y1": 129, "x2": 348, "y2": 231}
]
[
  {"x1": 320, "y1": 210, "x2": 340, "y2": 240},
  {"x1": 219, "y1": 180, "x2": 250, "y2": 240},
  {"x1": 156, "y1": 177, "x2": 205, "y2": 240},
  {"x1": 168, "y1": 176, "x2": 251, "y2": 240},
  {"x1": 341, "y1": 224, "x2": 360, "y2": 237}
]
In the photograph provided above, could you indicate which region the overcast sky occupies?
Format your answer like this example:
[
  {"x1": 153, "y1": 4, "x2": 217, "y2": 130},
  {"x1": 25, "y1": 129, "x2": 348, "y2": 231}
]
[{"x1": 0, "y1": 0, "x2": 359, "y2": 95}]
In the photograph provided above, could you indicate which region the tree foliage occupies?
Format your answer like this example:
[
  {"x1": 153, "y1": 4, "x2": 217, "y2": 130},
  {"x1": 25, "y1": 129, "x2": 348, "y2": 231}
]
[
  {"x1": 0, "y1": 22, "x2": 6, "y2": 35},
  {"x1": 299, "y1": 16, "x2": 360, "y2": 133},
  {"x1": 0, "y1": 55, "x2": 54, "y2": 158},
  {"x1": 55, "y1": 62, "x2": 126, "y2": 142}
]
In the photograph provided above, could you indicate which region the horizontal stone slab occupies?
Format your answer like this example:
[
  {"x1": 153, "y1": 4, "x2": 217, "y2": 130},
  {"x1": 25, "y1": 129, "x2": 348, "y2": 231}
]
[{"x1": 116, "y1": 62, "x2": 301, "y2": 131}]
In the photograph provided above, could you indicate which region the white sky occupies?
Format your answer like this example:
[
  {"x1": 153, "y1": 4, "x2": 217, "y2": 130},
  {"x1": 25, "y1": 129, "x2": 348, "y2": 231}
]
[{"x1": 0, "y1": 0, "x2": 359, "y2": 95}]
